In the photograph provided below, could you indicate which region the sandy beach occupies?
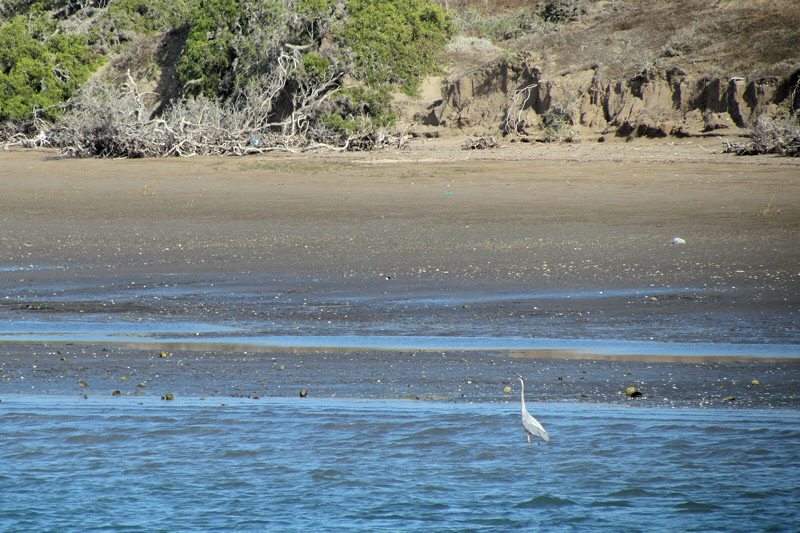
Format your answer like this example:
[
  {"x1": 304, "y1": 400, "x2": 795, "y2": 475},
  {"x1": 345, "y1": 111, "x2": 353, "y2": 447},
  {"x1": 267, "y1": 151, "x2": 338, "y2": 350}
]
[{"x1": 1, "y1": 137, "x2": 798, "y2": 407}]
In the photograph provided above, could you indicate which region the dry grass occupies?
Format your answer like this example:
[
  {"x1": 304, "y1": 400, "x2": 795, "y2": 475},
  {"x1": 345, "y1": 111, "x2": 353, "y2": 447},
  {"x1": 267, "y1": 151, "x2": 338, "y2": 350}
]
[{"x1": 438, "y1": 0, "x2": 800, "y2": 79}]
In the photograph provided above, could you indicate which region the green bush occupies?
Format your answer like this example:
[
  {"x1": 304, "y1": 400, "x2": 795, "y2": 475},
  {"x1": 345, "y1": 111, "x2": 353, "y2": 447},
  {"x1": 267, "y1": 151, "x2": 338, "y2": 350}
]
[
  {"x1": 177, "y1": 0, "x2": 451, "y2": 98},
  {"x1": 0, "y1": 1, "x2": 57, "y2": 22},
  {"x1": 177, "y1": 0, "x2": 242, "y2": 98},
  {"x1": 108, "y1": 0, "x2": 192, "y2": 35},
  {"x1": 173, "y1": 0, "x2": 450, "y2": 132},
  {"x1": 342, "y1": 0, "x2": 452, "y2": 94},
  {"x1": 0, "y1": 15, "x2": 103, "y2": 122},
  {"x1": 322, "y1": 86, "x2": 396, "y2": 135}
]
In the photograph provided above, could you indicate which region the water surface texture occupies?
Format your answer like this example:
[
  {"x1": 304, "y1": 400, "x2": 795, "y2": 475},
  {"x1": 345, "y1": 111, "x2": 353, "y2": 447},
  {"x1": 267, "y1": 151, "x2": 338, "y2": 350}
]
[{"x1": 1, "y1": 398, "x2": 798, "y2": 532}]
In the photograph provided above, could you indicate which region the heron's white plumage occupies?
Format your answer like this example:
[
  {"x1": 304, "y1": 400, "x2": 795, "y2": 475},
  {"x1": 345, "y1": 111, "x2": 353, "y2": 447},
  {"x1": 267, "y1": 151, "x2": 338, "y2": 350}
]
[{"x1": 519, "y1": 377, "x2": 549, "y2": 445}]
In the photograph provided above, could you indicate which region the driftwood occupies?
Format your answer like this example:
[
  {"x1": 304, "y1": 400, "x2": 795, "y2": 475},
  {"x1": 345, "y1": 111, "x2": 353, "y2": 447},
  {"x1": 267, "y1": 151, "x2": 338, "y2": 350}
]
[
  {"x1": 722, "y1": 118, "x2": 800, "y2": 157},
  {"x1": 461, "y1": 137, "x2": 499, "y2": 150}
]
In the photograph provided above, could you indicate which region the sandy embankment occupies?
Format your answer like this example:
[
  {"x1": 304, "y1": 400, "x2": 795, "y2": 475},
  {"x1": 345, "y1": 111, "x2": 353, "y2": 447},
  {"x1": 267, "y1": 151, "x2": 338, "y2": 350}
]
[{"x1": 1, "y1": 138, "x2": 798, "y2": 406}]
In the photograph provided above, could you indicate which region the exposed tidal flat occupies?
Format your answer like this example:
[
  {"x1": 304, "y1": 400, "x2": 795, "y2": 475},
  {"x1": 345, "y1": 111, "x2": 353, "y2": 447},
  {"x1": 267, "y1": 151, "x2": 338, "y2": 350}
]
[{"x1": 1, "y1": 141, "x2": 799, "y2": 530}]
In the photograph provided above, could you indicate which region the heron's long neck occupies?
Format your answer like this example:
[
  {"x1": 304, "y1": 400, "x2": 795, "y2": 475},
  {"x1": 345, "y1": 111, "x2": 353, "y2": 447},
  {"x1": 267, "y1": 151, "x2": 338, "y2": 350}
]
[{"x1": 520, "y1": 381, "x2": 525, "y2": 410}]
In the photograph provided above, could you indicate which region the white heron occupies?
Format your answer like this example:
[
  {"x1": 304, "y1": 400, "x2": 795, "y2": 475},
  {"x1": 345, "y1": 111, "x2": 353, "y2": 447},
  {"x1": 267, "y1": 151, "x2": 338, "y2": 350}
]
[{"x1": 519, "y1": 376, "x2": 549, "y2": 446}]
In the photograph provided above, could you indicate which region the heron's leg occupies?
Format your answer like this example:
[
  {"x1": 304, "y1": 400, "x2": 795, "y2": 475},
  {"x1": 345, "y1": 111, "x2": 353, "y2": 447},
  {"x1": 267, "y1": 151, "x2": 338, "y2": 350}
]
[{"x1": 527, "y1": 432, "x2": 531, "y2": 447}]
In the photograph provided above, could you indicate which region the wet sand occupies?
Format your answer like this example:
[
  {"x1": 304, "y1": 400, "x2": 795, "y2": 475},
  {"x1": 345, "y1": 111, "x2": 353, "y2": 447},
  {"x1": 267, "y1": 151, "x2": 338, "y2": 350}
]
[
  {"x1": 2, "y1": 343, "x2": 799, "y2": 409},
  {"x1": 1, "y1": 137, "x2": 799, "y2": 407}
]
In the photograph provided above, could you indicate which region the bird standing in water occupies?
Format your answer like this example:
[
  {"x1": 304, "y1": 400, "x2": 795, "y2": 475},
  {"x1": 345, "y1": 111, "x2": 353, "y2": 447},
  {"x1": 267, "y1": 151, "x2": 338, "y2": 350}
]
[
  {"x1": 519, "y1": 376, "x2": 549, "y2": 446},
  {"x1": 78, "y1": 378, "x2": 89, "y2": 398}
]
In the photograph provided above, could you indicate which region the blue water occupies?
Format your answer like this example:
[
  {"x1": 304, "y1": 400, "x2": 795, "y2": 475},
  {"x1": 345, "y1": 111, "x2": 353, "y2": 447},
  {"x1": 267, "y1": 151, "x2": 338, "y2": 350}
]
[
  {"x1": 2, "y1": 397, "x2": 798, "y2": 532},
  {"x1": 2, "y1": 323, "x2": 798, "y2": 359}
]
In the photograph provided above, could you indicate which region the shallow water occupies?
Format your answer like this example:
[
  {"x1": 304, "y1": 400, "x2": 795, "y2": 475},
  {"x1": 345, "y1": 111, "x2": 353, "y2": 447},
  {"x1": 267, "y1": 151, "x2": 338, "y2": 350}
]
[
  {"x1": 4, "y1": 271, "x2": 798, "y2": 348},
  {"x1": 1, "y1": 398, "x2": 798, "y2": 532},
  {"x1": 2, "y1": 328, "x2": 798, "y2": 359}
]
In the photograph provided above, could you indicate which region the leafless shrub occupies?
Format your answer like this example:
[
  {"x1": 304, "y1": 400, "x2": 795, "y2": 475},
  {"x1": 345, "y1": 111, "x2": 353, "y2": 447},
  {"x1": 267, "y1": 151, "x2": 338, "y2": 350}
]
[
  {"x1": 51, "y1": 68, "x2": 408, "y2": 157},
  {"x1": 51, "y1": 24, "x2": 354, "y2": 159},
  {"x1": 538, "y1": 87, "x2": 580, "y2": 142},
  {"x1": 503, "y1": 83, "x2": 538, "y2": 135},
  {"x1": 723, "y1": 116, "x2": 800, "y2": 157},
  {"x1": 51, "y1": 74, "x2": 289, "y2": 157}
]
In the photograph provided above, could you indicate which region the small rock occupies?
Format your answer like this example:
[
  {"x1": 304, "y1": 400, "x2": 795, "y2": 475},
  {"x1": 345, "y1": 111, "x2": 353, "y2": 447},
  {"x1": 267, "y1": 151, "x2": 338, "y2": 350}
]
[
  {"x1": 503, "y1": 386, "x2": 511, "y2": 393},
  {"x1": 121, "y1": 376, "x2": 128, "y2": 381},
  {"x1": 723, "y1": 397, "x2": 735, "y2": 402},
  {"x1": 60, "y1": 357, "x2": 67, "y2": 361},
  {"x1": 626, "y1": 387, "x2": 643, "y2": 398},
  {"x1": 751, "y1": 379, "x2": 759, "y2": 386},
  {"x1": 299, "y1": 389, "x2": 308, "y2": 398},
  {"x1": 160, "y1": 351, "x2": 169, "y2": 358},
  {"x1": 165, "y1": 393, "x2": 174, "y2": 400},
  {"x1": 279, "y1": 365, "x2": 285, "y2": 371},
  {"x1": 672, "y1": 237, "x2": 686, "y2": 245},
  {"x1": 137, "y1": 382, "x2": 146, "y2": 388},
  {"x1": 649, "y1": 296, "x2": 658, "y2": 302}
]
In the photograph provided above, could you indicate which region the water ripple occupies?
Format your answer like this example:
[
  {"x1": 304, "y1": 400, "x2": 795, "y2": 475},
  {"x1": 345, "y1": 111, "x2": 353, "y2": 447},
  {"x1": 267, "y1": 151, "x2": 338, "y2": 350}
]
[{"x1": 0, "y1": 398, "x2": 798, "y2": 532}]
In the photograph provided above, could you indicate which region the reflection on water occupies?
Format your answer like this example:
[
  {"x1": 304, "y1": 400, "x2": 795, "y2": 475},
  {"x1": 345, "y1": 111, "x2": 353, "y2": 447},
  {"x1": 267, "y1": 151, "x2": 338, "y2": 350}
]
[{"x1": 1, "y1": 398, "x2": 798, "y2": 532}]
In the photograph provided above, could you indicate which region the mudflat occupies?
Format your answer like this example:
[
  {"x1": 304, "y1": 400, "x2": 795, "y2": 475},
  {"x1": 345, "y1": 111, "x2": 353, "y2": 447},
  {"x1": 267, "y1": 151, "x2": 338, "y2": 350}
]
[{"x1": 1, "y1": 137, "x2": 798, "y2": 407}]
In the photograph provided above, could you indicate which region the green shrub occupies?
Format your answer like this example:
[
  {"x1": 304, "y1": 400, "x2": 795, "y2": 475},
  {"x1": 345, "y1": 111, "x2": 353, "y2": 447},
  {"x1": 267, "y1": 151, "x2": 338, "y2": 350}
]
[
  {"x1": 0, "y1": 15, "x2": 103, "y2": 122},
  {"x1": 177, "y1": 0, "x2": 242, "y2": 98},
  {"x1": 0, "y1": 1, "x2": 57, "y2": 22},
  {"x1": 322, "y1": 86, "x2": 396, "y2": 135},
  {"x1": 342, "y1": 0, "x2": 452, "y2": 94},
  {"x1": 108, "y1": 0, "x2": 192, "y2": 35},
  {"x1": 174, "y1": 0, "x2": 450, "y2": 127}
]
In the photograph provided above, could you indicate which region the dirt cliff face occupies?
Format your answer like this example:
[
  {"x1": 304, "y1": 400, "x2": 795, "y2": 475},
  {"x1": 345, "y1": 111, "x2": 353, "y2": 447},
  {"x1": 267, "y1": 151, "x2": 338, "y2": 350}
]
[
  {"x1": 400, "y1": 0, "x2": 800, "y2": 141},
  {"x1": 408, "y1": 58, "x2": 799, "y2": 140}
]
